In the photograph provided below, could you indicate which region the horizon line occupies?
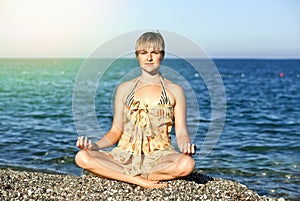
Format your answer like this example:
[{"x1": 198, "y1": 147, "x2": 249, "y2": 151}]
[{"x1": 0, "y1": 57, "x2": 300, "y2": 60}]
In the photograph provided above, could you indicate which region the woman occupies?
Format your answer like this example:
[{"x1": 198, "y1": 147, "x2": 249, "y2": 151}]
[{"x1": 75, "y1": 32, "x2": 196, "y2": 188}]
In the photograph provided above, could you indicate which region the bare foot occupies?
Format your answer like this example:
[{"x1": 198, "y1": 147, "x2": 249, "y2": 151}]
[
  {"x1": 145, "y1": 180, "x2": 168, "y2": 188},
  {"x1": 134, "y1": 176, "x2": 168, "y2": 188}
]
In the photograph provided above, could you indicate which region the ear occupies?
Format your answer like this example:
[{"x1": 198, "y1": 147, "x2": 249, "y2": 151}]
[
  {"x1": 160, "y1": 54, "x2": 165, "y2": 62},
  {"x1": 135, "y1": 51, "x2": 139, "y2": 60},
  {"x1": 160, "y1": 51, "x2": 165, "y2": 61}
]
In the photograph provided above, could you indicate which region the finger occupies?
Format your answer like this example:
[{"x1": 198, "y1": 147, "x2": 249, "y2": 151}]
[
  {"x1": 191, "y1": 144, "x2": 195, "y2": 154},
  {"x1": 80, "y1": 136, "x2": 85, "y2": 147},
  {"x1": 77, "y1": 136, "x2": 82, "y2": 148},
  {"x1": 180, "y1": 143, "x2": 183, "y2": 152},
  {"x1": 84, "y1": 137, "x2": 88, "y2": 148},
  {"x1": 184, "y1": 143, "x2": 187, "y2": 153},
  {"x1": 88, "y1": 139, "x2": 93, "y2": 149}
]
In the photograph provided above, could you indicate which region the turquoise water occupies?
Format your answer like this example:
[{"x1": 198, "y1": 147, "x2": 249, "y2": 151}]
[{"x1": 0, "y1": 59, "x2": 299, "y2": 200}]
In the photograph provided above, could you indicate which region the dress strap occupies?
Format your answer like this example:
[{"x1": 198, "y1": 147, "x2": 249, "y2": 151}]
[
  {"x1": 159, "y1": 76, "x2": 171, "y2": 105},
  {"x1": 125, "y1": 77, "x2": 140, "y2": 106},
  {"x1": 125, "y1": 75, "x2": 171, "y2": 106}
]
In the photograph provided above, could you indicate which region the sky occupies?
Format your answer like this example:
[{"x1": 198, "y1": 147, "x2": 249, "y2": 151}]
[{"x1": 0, "y1": 0, "x2": 299, "y2": 58}]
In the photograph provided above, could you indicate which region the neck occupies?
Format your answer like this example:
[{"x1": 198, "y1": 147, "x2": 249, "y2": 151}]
[{"x1": 140, "y1": 71, "x2": 161, "y2": 84}]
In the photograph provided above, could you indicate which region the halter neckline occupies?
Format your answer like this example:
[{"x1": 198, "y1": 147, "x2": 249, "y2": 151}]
[{"x1": 125, "y1": 75, "x2": 171, "y2": 106}]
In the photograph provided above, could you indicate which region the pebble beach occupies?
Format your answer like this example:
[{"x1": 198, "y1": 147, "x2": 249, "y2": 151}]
[{"x1": 0, "y1": 168, "x2": 284, "y2": 201}]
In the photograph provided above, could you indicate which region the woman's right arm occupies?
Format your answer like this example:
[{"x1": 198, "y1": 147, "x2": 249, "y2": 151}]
[
  {"x1": 77, "y1": 83, "x2": 129, "y2": 150},
  {"x1": 94, "y1": 83, "x2": 128, "y2": 149}
]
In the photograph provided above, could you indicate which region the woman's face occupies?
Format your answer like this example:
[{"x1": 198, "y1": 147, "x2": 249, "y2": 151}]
[{"x1": 136, "y1": 47, "x2": 164, "y2": 74}]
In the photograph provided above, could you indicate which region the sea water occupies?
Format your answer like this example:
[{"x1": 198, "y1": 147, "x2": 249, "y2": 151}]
[{"x1": 0, "y1": 58, "x2": 299, "y2": 199}]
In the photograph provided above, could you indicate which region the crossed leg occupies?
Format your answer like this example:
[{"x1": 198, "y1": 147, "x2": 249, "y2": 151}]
[
  {"x1": 148, "y1": 153, "x2": 195, "y2": 181},
  {"x1": 75, "y1": 150, "x2": 195, "y2": 188}
]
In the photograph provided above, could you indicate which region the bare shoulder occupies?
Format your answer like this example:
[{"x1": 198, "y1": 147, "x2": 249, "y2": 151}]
[
  {"x1": 164, "y1": 78, "x2": 185, "y2": 99},
  {"x1": 116, "y1": 77, "x2": 139, "y2": 96}
]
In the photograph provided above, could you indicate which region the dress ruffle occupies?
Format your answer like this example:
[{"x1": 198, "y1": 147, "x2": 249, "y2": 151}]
[{"x1": 110, "y1": 99, "x2": 176, "y2": 177}]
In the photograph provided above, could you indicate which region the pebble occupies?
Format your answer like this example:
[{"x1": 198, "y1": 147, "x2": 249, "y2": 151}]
[{"x1": 0, "y1": 168, "x2": 282, "y2": 201}]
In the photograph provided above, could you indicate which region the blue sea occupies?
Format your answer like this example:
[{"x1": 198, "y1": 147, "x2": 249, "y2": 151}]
[{"x1": 0, "y1": 58, "x2": 299, "y2": 200}]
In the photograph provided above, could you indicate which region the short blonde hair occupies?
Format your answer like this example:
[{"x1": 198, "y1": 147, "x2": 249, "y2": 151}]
[{"x1": 135, "y1": 32, "x2": 165, "y2": 56}]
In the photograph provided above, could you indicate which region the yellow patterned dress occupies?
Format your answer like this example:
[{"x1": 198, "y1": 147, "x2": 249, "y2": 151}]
[{"x1": 110, "y1": 77, "x2": 177, "y2": 178}]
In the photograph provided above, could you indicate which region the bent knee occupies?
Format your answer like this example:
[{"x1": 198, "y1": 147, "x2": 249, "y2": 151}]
[
  {"x1": 75, "y1": 150, "x2": 91, "y2": 169},
  {"x1": 177, "y1": 156, "x2": 195, "y2": 177}
]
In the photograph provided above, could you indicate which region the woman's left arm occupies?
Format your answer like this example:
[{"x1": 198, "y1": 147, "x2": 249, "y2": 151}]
[{"x1": 172, "y1": 84, "x2": 196, "y2": 155}]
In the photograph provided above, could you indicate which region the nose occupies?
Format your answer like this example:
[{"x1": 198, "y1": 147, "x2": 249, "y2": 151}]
[{"x1": 147, "y1": 53, "x2": 153, "y2": 61}]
